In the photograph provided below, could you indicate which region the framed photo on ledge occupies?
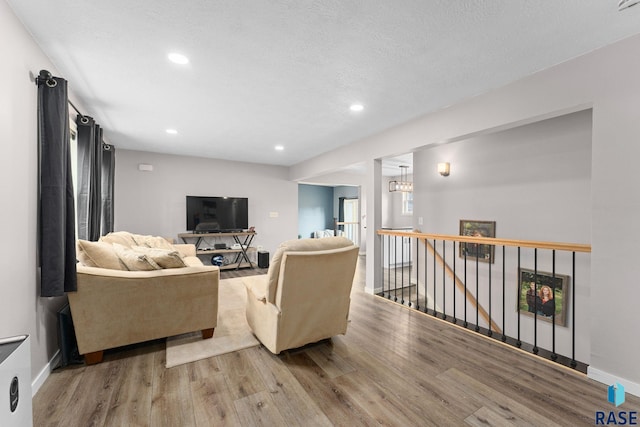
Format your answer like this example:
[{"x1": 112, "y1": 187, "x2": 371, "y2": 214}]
[
  {"x1": 458, "y1": 219, "x2": 496, "y2": 263},
  {"x1": 517, "y1": 268, "x2": 570, "y2": 327}
]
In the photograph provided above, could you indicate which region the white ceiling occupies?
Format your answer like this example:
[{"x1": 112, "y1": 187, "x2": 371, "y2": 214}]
[{"x1": 8, "y1": 1, "x2": 640, "y2": 167}]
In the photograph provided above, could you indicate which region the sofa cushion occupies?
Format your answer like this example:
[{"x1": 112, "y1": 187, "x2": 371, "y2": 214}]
[
  {"x1": 113, "y1": 243, "x2": 161, "y2": 271},
  {"x1": 132, "y1": 234, "x2": 176, "y2": 250},
  {"x1": 131, "y1": 246, "x2": 187, "y2": 269},
  {"x1": 100, "y1": 231, "x2": 138, "y2": 248},
  {"x1": 76, "y1": 240, "x2": 126, "y2": 270},
  {"x1": 100, "y1": 231, "x2": 176, "y2": 249},
  {"x1": 266, "y1": 237, "x2": 354, "y2": 303}
]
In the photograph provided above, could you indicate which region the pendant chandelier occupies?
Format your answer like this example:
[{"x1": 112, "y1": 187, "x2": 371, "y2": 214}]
[{"x1": 389, "y1": 165, "x2": 413, "y2": 192}]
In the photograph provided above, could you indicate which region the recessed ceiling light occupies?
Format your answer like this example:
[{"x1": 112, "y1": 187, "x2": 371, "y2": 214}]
[
  {"x1": 166, "y1": 129, "x2": 178, "y2": 135},
  {"x1": 350, "y1": 103, "x2": 364, "y2": 112},
  {"x1": 167, "y1": 52, "x2": 189, "y2": 65},
  {"x1": 275, "y1": 145, "x2": 284, "y2": 151}
]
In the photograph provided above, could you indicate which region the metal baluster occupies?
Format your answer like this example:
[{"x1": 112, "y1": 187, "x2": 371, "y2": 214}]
[
  {"x1": 502, "y1": 246, "x2": 506, "y2": 342},
  {"x1": 378, "y1": 234, "x2": 381, "y2": 296},
  {"x1": 394, "y1": 235, "x2": 398, "y2": 302},
  {"x1": 533, "y1": 248, "x2": 539, "y2": 354},
  {"x1": 475, "y1": 253, "x2": 480, "y2": 332},
  {"x1": 442, "y1": 240, "x2": 446, "y2": 320},
  {"x1": 384, "y1": 235, "x2": 388, "y2": 298},
  {"x1": 516, "y1": 247, "x2": 522, "y2": 348},
  {"x1": 408, "y1": 237, "x2": 413, "y2": 307},
  {"x1": 424, "y1": 238, "x2": 428, "y2": 313},
  {"x1": 488, "y1": 248, "x2": 492, "y2": 337},
  {"x1": 415, "y1": 238, "x2": 420, "y2": 310},
  {"x1": 453, "y1": 240, "x2": 457, "y2": 324},
  {"x1": 401, "y1": 236, "x2": 405, "y2": 305},
  {"x1": 571, "y1": 252, "x2": 577, "y2": 368},
  {"x1": 385, "y1": 235, "x2": 389, "y2": 298},
  {"x1": 551, "y1": 250, "x2": 557, "y2": 361},
  {"x1": 464, "y1": 243, "x2": 468, "y2": 328},
  {"x1": 433, "y1": 239, "x2": 437, "y2": 316}
]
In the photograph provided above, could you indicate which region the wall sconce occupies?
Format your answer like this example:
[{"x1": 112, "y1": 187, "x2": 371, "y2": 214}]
[{"x1": 437, "y1": 162, "x2": 450, "y2": 177}]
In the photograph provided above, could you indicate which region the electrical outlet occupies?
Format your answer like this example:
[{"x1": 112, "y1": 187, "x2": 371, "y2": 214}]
[{"x1": 418, "y1": 217, "x2": 423, "y2": 225}]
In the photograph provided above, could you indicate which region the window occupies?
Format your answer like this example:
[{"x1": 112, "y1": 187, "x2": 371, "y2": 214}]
[{"x1": 402, "y1": 191, "x2": 413, "y2": 215}]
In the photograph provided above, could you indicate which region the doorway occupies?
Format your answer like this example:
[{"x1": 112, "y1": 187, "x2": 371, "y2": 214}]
[{"x1": 339, "y1": 197, "x2": 360, "y2": 244}]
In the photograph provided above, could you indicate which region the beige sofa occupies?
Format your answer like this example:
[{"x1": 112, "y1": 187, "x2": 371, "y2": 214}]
[
  {"x1": 69, "y1": 232, "x2": 219, "y2": 364},
  {"x1": 243, "y1": 237, "x2": 359, "y2": 354}
]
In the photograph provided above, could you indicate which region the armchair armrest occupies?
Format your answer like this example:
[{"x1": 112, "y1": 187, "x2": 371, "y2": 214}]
[{"x1": 243, "y1": 275, "x2": 268, "y2": 302}]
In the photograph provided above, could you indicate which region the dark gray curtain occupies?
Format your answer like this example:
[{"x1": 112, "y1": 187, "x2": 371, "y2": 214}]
[
  {"x1": 92, "y1": 125, "x2": 103, "y2": 238},
  {"x1": 101, "y1": 143, "x2": 115, "y2": 235},
  {"x1": 75, "y1": 115, "x2": 98, "y2": 241},
  {"x1": 38, "y1": 74, "x2": 77, "y2": 297},
  {"x1": 76, "y1": 118, "x2": 115, "y2": 239}
]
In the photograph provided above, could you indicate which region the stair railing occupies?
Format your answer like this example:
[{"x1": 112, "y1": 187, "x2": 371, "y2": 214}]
[{"x1": 377, "y1": 229, "x2": 591, "y2": 371}]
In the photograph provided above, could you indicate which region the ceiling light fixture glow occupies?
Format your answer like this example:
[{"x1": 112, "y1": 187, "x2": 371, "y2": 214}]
[
  {"x1": 167, "y1": 52, "x2": 189, "y2": 65},
  {"x1": 275, "y1": 145, "x2": 284, "y2": 151},
  {"x1": 166, "y1": 129, "x2": 178, "y2": 135},
  {"x1": 389, "y1": 165, "x2": 413, "y2": 192},
  {"x1": 350, "y1": 103, "x2": 364, "y2": 112}
]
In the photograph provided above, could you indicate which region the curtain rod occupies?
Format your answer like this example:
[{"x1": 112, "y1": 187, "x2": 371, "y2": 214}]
[
  {"x1": 68, "y1": 100, "x2": 86, "y2": 120},
  {"x1": 36, "y1": 69, "x2": 88, "y2": 120}
]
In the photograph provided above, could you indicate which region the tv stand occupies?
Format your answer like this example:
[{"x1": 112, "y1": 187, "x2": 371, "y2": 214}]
[{"x1": 178, "y1": 231, "x2": 256, "y2": 270}]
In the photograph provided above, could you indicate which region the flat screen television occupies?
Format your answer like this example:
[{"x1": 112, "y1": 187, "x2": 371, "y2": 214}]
[{"x1": 186, "y1": 196, "x2": 248, "y2": 233}]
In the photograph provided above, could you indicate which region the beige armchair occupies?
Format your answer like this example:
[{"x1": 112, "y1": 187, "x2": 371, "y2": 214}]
[{"x1": 243, "y1": 237, "x2": 359, "y2": 354}]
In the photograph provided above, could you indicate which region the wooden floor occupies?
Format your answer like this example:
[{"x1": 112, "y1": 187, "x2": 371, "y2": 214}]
[
  {"x1": 219, "y1": 265, "x2": 269, "y2": 279},
  {"x1": 34, "y1": 257, "x2": 638, "y2": 426}
]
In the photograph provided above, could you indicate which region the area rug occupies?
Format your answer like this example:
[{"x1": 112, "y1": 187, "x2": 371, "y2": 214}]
[{"x1": 165, "y1": 277, "x2": 260, "y2": 368}]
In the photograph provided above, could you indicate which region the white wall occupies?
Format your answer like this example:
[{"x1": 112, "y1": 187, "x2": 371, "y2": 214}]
[
  {"x1": 289, "y1": 34, "x2": 640, "y2": 393},
  {"x1": 383, "y1": 174, "x2": 413, "y2": 230},
  {"x1": 415, "y1": 110, "x2": 591, "y2": 242},
  {"x1": 0, "y1": 1, "x2": 71, "y2": 391},
  {"x1": 115, "y1": 150, "x2": 298, "y2": 256},
  {"x1": 413, "y1": 109, "x2": 592, "y2": 362}
]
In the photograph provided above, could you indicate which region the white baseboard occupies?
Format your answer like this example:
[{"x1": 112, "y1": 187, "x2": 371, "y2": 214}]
[
  {"x1": 367, "y1": 278, "x2": 419, "y2": 296},
  {"x1": 364, "y1": 285, "x2": 382, "y2": 295},
  {"x1": 31, "y1": 349, "x2": 60, "y2": 397},
  {"x1": 588, "y1": 366, "x2": 640, "y2": 398}
]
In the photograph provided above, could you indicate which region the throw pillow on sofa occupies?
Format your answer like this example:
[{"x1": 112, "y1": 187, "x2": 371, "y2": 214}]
[
  {"x1": 112, "y1": 243, "x2": 161, "y2": 271},
  {"x1": 130, "y1": 246, "x2": 186, "y2": 269},
  {"x1": 76, "y1": 240, "x2": 127, "y2": 270}
]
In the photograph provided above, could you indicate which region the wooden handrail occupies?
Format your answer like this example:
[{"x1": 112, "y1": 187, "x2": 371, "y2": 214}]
[{"x1": 377, "y1": 230, "x2": 591, "y2": 253}]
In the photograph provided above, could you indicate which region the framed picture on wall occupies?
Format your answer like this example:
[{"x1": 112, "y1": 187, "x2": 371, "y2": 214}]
[
  {"x1": 517, "y1": 268, "x2": 570, "y2": 327},
  {"x1": 458, "y1": 220, "x2": 496, "y2": 263}
]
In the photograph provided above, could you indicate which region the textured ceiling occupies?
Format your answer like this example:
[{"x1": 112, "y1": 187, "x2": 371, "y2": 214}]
[{"x1": 8, "y1": 1, "x2": 640, "y2": 167}]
